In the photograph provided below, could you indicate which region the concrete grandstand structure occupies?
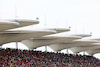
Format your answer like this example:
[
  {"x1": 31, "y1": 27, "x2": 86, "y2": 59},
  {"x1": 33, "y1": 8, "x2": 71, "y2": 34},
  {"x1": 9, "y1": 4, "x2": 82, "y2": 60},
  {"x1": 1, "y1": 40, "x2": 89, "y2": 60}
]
[{"x1": 0, "y1": 19, "x2": 100, "y2": 56}]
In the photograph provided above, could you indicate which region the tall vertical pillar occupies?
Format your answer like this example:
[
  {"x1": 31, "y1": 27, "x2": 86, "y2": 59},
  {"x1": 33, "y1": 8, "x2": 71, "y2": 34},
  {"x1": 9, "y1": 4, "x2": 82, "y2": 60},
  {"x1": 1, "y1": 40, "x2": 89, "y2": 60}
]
[
  {"x1": 16, "y1": 42, "x2": 18, "y2": 49},
  {"x1": 0, "y1": 46, "x2": 2, "y2": 48},
  {"x1": 66, "y1": 49, "x2": 69, "y2": 54},
  {"x1": 45, "y1": 46, "x2": 47, "y2": 52},
  {"x1": 83, "y1": 51, "x2": 85, "y2": 55}
]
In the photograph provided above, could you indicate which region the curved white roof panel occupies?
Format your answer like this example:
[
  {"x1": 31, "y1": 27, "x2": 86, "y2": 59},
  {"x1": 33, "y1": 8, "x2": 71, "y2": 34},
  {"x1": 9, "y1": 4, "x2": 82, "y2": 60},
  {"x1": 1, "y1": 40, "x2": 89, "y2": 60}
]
[
  {"x1": 0, "y1": 19, "x2": 39, "y2": 31},
  {"x1": 45, "y1": 28, "x2": 70, "y2": 33},
  {"x1": 49, "y1": 39, "x2": 98, "y2": 51},
  {"x1": 70, "y1": 44, "x2": 100, "y2": 53},
  {"x1": 9, "y1": 19, "x2": 39, "y2": 27},
  {"x1": 70, "y1": 34, "x2": 92, "y2": 38},
  {"x1": 86, "y1": 48, "x2": 100, "y2": 55},
  {"x1": 0, "y1": 30, "x2": 56, "y2": 45},
  {"x1": 90, "y1": 38, "x2": 100, "y2": 41},
  {"x1": 21, "y1": 36, "x2": 81, "y2": 49},
  {"x1": 0, "y1": 21, "x2": 19, "y2": 31}
]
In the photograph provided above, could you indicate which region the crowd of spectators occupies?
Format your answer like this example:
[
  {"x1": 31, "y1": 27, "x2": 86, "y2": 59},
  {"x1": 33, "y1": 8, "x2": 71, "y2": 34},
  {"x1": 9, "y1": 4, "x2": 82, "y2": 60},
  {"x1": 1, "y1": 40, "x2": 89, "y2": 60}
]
[{"x1": 0, "y1": 48, "x2": 100, "y2": 67}]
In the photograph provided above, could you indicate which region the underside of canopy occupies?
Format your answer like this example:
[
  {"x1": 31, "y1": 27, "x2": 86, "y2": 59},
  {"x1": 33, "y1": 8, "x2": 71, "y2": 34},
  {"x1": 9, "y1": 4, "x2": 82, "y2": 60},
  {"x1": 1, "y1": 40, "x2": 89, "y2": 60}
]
[
  {"x1": 45, "y1": 28, "x2": 70, "y2": 33},
  {"x1": 0, "y1": 30, "x2": 56, "y2": 45},
  {"x1": 70, "y1": 34, "x2": 92, "y2": 38},
  {"x1": 86, "y1": 48, "x2": 100, "y2": 55},
  {"x1": 70, "y1": 44, "x2": 100, "y2": 53},
  {"x1": 49, "y1": 39, "x2": 97, "y2": 51},
  {"x1": 0, "y1": 21, "x2": 19, "y2": 31},
  {"x1": 9, "y1": 19, "x2": 39, "y2": 27},
  {"x1": 0, "y1": 19, "x2": 39, "y2": 31},
  {"x1": 21, "y1": 36, "x2": 81, "y2": 49}
]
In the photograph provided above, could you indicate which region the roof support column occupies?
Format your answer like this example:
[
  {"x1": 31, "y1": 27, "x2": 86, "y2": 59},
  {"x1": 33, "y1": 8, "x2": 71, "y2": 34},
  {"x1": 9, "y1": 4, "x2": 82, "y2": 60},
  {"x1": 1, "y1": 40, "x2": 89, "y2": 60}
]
[
  {"x1": 57, "y1": 51, "x2": 60, "y2": 53},
  {"x1": 16, "y1": 42, "x2": 18, "y2": 49},
  {"x1": 90, "y1": 54, "x2": 94, "y2": 56},
  {"x1": 0, "y1": 46, "x2": 2, "y2": 48},
  {"x1": 45, "y1": 46, "x2": 47, "y2": 52},
  {"x1": 66, "y1": 49, "x2": 69, "y2": 54},
  {"x1": 83, "y1": 51, "x2": 85, "y2": 55}
]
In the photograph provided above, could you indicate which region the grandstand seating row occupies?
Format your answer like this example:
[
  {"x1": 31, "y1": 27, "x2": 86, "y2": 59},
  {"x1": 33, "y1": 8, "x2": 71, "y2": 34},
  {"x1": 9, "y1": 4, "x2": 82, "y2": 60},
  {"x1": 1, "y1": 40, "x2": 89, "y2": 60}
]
[{"x1": 0, "y1": 48, "x2": 100, "y2": 67}]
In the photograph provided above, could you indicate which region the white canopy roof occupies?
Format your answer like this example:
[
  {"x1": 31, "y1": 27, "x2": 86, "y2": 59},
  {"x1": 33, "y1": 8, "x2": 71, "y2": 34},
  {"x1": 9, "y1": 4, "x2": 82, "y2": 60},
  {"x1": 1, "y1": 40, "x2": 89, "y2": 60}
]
[
  {"x1": 0, "y1": 30, "x2": 56, "y2": 45},
  {"x1": 86, "y1": 48, "x2": 100, "y2": 55},
  {"x1": 49, "y1": 40, "x2": 97, "y2": 51},
  {"x1": 8, "y1": 19, "x2": 39, "y2": 27},
  {"x1": 48, "y1": 34, "x2": 92, "y2": 51},
  {"x1": 45, "y1": 28, "x2": 70, "y2": 33},
  {"x1": 69, "y1": 38, "x2": 100, "y2": 53},
  {"x1": 0, "y1": 19, "x2": 39, "y2": 31},
  {"x1": 21, "y1": 36, "x2": 81, "y2": 49},
  {"x1": 0, "y1": 21, "x2": 19, "y2": 31},
  {"x1": 1, "y1": 19, "x2": 100, "y2": 55},
  {"x1": 70, "y1": 34, "x2": 92, "y2": 37},
  {"x1": 70, "y1": 44, "x2": 100, "y2": 53}
]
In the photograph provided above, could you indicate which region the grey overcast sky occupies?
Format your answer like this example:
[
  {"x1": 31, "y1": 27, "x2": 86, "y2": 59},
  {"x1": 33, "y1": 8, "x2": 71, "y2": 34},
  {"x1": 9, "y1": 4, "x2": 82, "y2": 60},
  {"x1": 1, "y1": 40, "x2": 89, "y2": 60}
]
[{"x1": 0, "y1": 0, "x2": 100, "y2": 58}]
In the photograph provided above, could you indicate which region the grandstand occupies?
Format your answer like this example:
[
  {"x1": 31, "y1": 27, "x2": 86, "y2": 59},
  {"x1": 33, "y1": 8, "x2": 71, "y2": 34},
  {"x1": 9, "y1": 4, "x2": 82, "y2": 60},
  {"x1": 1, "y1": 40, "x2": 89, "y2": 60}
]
[{"x1": 0, "y1": 19, "x2": 100, "y2": 66}]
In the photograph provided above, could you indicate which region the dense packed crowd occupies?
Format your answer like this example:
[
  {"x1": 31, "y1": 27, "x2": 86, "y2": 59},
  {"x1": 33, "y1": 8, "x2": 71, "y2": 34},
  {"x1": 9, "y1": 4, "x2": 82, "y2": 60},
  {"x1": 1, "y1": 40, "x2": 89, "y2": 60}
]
[{"x1": 0, "y1": 48, "x2": 100, "y2": 67}]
